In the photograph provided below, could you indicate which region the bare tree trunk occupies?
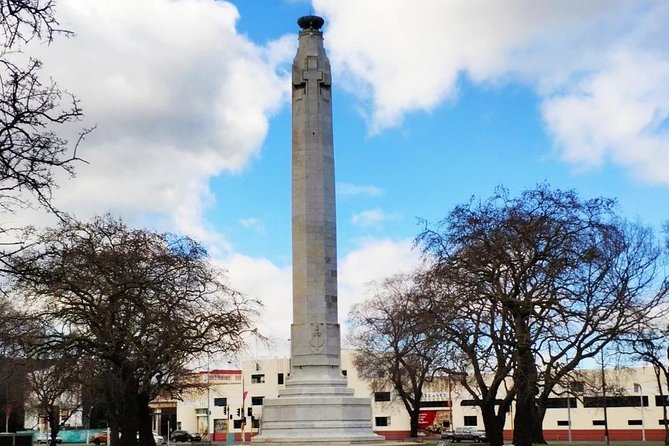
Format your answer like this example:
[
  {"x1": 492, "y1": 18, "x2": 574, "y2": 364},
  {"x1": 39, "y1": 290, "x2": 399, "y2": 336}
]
[
  {"x1": 409, "y1": 405, "x2": 419, "y2": 438},
  {"x1": 119, "y1": 373, "x2": 139, "y2": 446},
  {"x1": 531, "y1": 403, "x2": 547, "y2": 444},
  {"x1": 137, "y1": 393, "x2": 155, "y2": 446},
  {"x1": 481, "y1": 405, "x2": 504, "y2": 446},
  {"x1": 655, "y1": 368, "x2": 669, "y2": 446},
  {"x1": 513, "y1": 315, "x2": 536, "y2": 446},
  {"x1": 109, "y1": 423, "x2": 120, "y2": 446},
  {"x1": 48, "y1": 406, "x2": 60, "y2": 446}
]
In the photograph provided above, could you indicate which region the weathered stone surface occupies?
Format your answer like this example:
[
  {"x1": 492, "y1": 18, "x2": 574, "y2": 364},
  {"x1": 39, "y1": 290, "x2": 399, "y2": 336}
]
[{"x1": 252, "y1": 17, "x2": 381, "y2": 445}]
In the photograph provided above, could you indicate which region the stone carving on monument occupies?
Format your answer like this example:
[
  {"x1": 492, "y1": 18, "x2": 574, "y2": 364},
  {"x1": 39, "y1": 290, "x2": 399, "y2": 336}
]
[{"x1": 252, "y1": 15, "x2": 382, "y2": 445}]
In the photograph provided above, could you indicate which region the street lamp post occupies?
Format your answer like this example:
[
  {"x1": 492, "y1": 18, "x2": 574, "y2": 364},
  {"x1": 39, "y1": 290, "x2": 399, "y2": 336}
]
[
  {"x1": 634, "y1": 383, "x2": 646, "y2": 442},
  {"x1": 206, "y1": 356, "x2": 211, "y2": 441},
  {"x1": 86, "y1": 406, "x2": 94, "y2": 445},
  {"x1": 241, "y1": 374, "x2": 246, "y2": 443}
]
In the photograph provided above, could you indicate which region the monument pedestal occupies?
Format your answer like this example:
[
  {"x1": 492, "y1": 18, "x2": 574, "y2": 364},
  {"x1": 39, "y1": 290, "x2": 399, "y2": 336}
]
[{"x1": 253, "y1": 375, "x2": 382, "y2": 444}]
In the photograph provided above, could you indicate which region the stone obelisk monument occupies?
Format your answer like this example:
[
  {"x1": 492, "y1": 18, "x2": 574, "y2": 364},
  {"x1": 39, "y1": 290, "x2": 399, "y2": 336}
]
[{"x1": 253, "y1": 16, "x2": 381, "y2": 444}]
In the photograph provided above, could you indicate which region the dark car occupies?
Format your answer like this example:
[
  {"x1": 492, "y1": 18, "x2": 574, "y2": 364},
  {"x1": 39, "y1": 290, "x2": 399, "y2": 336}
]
[
  {"x1": 442, "y1": 427, "x2": 487, "y2": 442},
  {"x1": 169, "y1": 431, "x2": 201, "y2": 442}
]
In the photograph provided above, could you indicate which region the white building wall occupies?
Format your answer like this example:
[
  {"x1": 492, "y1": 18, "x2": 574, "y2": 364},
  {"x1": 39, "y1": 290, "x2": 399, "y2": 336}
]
[
  {"x1": 175, "y1": 371, "x2": 243, "y2": 438},
  {"x1": 341, "y1": 350, "x2": 413, "y2": 434},
  {"x1": 173, "y1": 354, "x2": 669, "y2": 441}
]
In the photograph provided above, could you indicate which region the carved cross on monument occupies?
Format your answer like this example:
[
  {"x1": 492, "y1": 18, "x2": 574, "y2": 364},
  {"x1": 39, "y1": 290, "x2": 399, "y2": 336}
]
[{"x1": 303, "y1": 68, "x2": 323, "y2": 94}]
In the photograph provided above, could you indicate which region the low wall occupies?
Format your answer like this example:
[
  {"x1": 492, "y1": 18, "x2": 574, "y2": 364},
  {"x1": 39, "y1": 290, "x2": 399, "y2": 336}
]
[{"x1": 503, "y1": 428, "x2": 667, "y2": 442}]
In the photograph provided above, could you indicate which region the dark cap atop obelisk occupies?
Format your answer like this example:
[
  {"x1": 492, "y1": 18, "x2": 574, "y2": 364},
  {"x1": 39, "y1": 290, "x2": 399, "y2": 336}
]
[{"x1": 297, "y1": 15, "x2": 324, "y2": 31}]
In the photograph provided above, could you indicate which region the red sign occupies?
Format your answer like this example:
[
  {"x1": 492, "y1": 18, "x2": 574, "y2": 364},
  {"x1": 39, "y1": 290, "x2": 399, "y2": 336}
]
[{"x1": 417, "y1": 410, "x2": 437, "y2": 429}]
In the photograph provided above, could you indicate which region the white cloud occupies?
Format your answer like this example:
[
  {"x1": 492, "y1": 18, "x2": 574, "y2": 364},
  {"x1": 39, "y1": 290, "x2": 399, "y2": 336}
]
[
  {"x1": 220, "y1": 253, "x2": 293, "y2": 355},
  {"x1": 23, "y1": 0, "x2": 294, "y2": 244},
  {"x1": 238, "y1": 218, "x2": 267, "y2": 235},
  {"x1": 314, "y1": 0, "x2": 620, "y2": 130},
  {"x1": 337, "y1": 182, "x2": 384, "y2": 197},
  {"x1": 338, "y1": 238, "x2": 420, "y2": 327},
  {"x1": 222, "y1": 238, "x2": 419, "y2": 357},
  {"x1": 313, "y1": 0, "x2": 669, "y2": 184},
  {"x1": 542, "y1": 49, "x2": 669, "y2": 182},
  {"x1": 350, "y1": 208, "x2": 398, "y2": 227}
]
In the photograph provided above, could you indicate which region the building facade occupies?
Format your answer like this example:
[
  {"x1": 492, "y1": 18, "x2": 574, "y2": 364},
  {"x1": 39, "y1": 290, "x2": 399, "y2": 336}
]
[{"x1": 167, "y1": 352, "x2": 669, "y2": 442}]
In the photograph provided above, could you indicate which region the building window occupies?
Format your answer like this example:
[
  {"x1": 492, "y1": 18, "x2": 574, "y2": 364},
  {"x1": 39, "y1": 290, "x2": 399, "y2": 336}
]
[
  {"x1": 592, "y1": 420, "x2": 606, "y2": 426},
  {"x1": 195, "y1": 408, "x2": 208, "y2": 415},
  {"x1": 374, "y1": 392, "x2": 391, "y2": 402},
  {"x1": 375, "y1": 417, "x2": 390, "y2": 427},
  {"x1": 277, "y1": 373, "x2": 284, "y2": 385},
  {"x1": 569, "y1": 381, "x2": 585, "y2": 394},
  {"x1": 546, "y1": 397, "x2": 578, "y2": 409},
  {"x1": 422, "y1": 401, "x2": 450, "y2": 408},
  {"x1": 252, "y1": 418, "x2": 260, "y2": 429},
  {"x1": 233, "y1": 420, "x2": 243, "y2": 429},
  {"x1": 213, "y1": 397, "x2": 227, "y2": 407},
  {"x1": 628, "y1": 420, "x2": 642, "y2": 426},
  {"x1": 213, "y1": 419, "x2": 226, "y2": 433},
  {"x1": 342, "y1": 370, "x2": 347, "y2": 376},
  {"x1": 655, "y1": 395, "x2": 669, "y2": 406},
  {"x1": 464, "y1": 416, "x2": 477, "y2": 426},
  {"x1": 557, "y1": 421, "x2": 570, "y2": 426},
  {"x1": 461, "y1": 399, "x2": 504, "y2": 406},
  {"x1": 659, "y1": 419, "x2": 669, "y2": 426},
  {"x1": 584, "y1": 396, "x2": 648, "y2": 407},
  {"x1": 251, "y1": 396, "x2": 264, "y2": 406},
  {"x1": 251, "y1": 374, "x2": 265, "y2": 384}
]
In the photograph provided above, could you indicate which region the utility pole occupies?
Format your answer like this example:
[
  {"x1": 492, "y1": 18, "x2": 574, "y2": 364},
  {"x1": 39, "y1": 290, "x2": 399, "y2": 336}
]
[
  {"x1": 566, "y1": 384, "x2": 572, "y2": 444},
  {"x1": 634, "y1": 383, "x2": 646, "y2": 442},
  {"x1": 601, "y1": 350, "x2": 610, "y2": 446}
]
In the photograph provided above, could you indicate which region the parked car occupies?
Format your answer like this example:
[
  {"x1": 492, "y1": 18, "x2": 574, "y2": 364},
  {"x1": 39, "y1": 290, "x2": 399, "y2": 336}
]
[
  {"x1": 442, "y1": 427, "x2": 487, "y2": 442},
  {"x1": 36, "y1": 433, "x2": 63, "y2": 444},
  {"x1": 90, "y1": 432, "x2": 107, "y2": 445},
  {"x1": 169, "y1": 431, "x2": 201, "y2": 442},
  {"x1": 90, "y1": 432, "x2": 165, "y2": 445}
]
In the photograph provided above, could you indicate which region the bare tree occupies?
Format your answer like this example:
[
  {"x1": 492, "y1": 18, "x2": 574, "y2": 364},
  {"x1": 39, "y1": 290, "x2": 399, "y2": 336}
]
[
  {"x1": 0, "y1": 357, "x2": 29, "y2": 432},
  {"x1": 1, "y1": 0, "x2": 69, "y2": 46},
  {"x1": 625, "y1": 323, "x2": 669, "y2": 445},
  {"x1": 0, "y1": 1, "x2": 89, "y2": 406},
  {"x1": 10, "y1": 214, "x2": 260, "y2": 446},
  {"x1": 348, "y1": 274, "x2": 460, "y2": 438},
  {"x1": 0, "y1": 298, "x2": 39, "y2": 358},
  {"x1": 25, "y1": 357, "x2": 83, "y2": 445},
  {"x1": 418, "y1": 272, "x2": 516, "y2": 446},
  {"x1": 418, "y1": 185, "x2": 668, "y2": 446},
  {"x1": 0, "y1": 0, "x2": 89, "y2": 214}
]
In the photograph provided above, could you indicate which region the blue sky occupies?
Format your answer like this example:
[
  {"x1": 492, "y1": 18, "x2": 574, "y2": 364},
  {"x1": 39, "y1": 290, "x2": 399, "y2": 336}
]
[{"x1": 19, "y1": 0, "x2": 669, "y2": 356}]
